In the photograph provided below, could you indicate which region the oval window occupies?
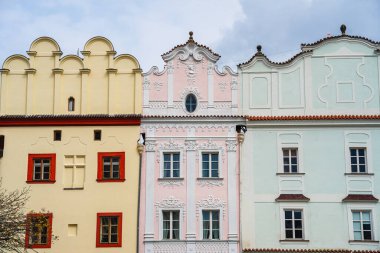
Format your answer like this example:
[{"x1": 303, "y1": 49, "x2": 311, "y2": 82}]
[{"x1": 185, "y1": 94, "x2": 197, "y2": 113}]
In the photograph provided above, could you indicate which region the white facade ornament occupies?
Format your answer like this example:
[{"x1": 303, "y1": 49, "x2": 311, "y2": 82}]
[
  {"x1": 167, "y1": 61, "x2": 174, "y2": 74},
  {"x1": 197, "y1": 180, "x2": 224, "y2": 187},
  {"x1": 186, "y1": 63, "x2": 196, "y2": 78},
  {"x1": 199, "y1": 139, "x2": 219, "y2": 150},
  {"x1": 155, "y1": 196, "x2": 185, "y2": 218},
  {"x1": 158, "y1": 180, "x2": 184, "y2": 187},
  {"x1": 230, "y1": 78, "x2": 238, "y2": 90},
  {"x1": 159, "y1": 139, "x2": 184, "y2": 150},
  {"x1": 196, "y1": 195, "x2": 226, "y2": 219},
  {"x1": 185, "y1": 140, "x2": 198, "y2": 151},
  {"x1": 226, "y1": 140, "x2": 237, "y2": 152},
  {"x1": 145, "y1": 140, "x2": 156, "y2": 152},
  {"x1": 180, "y1": 87, "x2": 201, "y2": 99},
  {"x1": 143, "y1": 78, "x2": 151, "y2": 89}
]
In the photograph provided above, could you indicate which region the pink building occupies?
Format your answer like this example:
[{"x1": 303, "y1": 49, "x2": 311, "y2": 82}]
[{"x1": 140, "y1": 32, "x2": 245, "y2": 253}]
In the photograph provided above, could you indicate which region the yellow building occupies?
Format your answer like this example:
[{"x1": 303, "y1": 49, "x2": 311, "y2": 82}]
[{"x1": 0, "y1": 37, "x2": 142, "y2": 252}]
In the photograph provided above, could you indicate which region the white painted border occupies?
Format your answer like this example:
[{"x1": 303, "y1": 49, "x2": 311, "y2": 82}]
[
  {"x1": 344, "y1": 131, "x2": 372, "y2": 174},
  {"x1": 336, "y1": 81, "x2": 355, "y2": 103},
  {"x1": 277, "y1": 133, "x2": 304, "y2": 174},
  {"x1": 279, "y1": 203, "x2": 309, "y2": 241},
  {"x1": 198, "y1": 208, "x2": 224, "y2": 240},
  {"x1": 158, "y1": 209, "x2": 184, "y2": 240},
  {"x1": 346, "y1": 204, "x2": 377, "y2": 243},
  {"x1": 160, "y1": 150, "x2": 184, "y2": 178},
  {"x1": 249, "y1": 74, "x2": 271, "y2": 109},
  {"x1": 198, "y1": 150, "x2": 223, "y2": 178}
]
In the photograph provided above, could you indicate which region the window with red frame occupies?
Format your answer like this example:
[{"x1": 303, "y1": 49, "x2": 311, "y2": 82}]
[
  {"x1": 96, "y1": 212, "x2": 122, "y2": 247},
  {"x1": 25, "y1": 213, "x2": 53, "y2": 248},
  {"x1": 27, "y1": 154, "x2": 56, "y2": 183},
  {"x1": 97, "y1": 152, "x2": 125, "y2": 182}
]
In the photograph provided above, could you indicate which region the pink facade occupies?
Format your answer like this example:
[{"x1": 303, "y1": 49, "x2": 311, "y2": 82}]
[{"x1": 140, "y1": 32, "x2": 244, "y2": 253}]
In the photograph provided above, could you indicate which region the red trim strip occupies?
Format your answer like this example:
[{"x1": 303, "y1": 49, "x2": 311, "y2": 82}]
[
  {"x1": 27, "y1": 154, "x2": 56, "y2": 184},
  {"x1": 97, "y1": 152, "x2": 125, "y2": 182},
  {"x1": 0, "y1": 118, "x2": 140, "y2": 126}
]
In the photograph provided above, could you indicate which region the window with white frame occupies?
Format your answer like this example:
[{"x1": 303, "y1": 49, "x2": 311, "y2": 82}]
[
  {"x1": 162, "y1": 210, "x2": 180, "y2": 240},
  {"x1": 283, "y1": 148, "x2": 298, "y2": 173},
  {"x1": 352, "y1": 210, "x2": 373, "y2": 241},
  {"x1": 163, "y1": 153, "x2": 180, "y2": 178},
  {"x1": 284, "y1": 209, "x2": 303, "y2": 239},
  {"x1": 350, "y1": 148, "x2": 367, "y2": 173},
  {"x1": 202, "y1": 210, "x2": 220, "y2": 240},
  {"x1": 202, "y1": 153, "x2": 219, "y2": 178}
]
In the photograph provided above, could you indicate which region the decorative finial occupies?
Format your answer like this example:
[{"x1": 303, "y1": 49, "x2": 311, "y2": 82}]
[
  {"x1": 257, "y1": 45, "x2": 262, "y2": 52},
  {"x1": 340, "y1": 24, "x2": 346, "y2": 35},
  {"x1": 188, "y1": 31, "x2": 194, "y2": 42}
]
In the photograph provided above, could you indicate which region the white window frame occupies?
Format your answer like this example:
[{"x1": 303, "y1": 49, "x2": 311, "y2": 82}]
[
  {"x1": 160, "y1": 150, "x2": 183, "y2": 179},
  {"x1": 282, "y1": 148, "x2": 299, "y2": 173},
  {"x1": 277, "y1": 133, "x2": 304, "y2": 174},
  {"x1": 199, "y1": 208, "x2": 222, "y2": 240},
  {"x1": 344, "y1": 131, "x2": 373, "y2": 174},
  {"x1": 161, "y1": 210, "x2": 180, "y2": 240},
  {"x1": 158, "y1": 208, "x2": 183, "y2": 240},
  {"x1": 280, "y1": 204, "x2": 309, "y2": 241},
  {"x1": 347, "y1": 205, "x2": 377, "y2": 243},
  {"x1": 198, "y1": 151, "x2": 222, "y2": 178},
  {"x1": 33, "y1": 158, "x2": 51, "y2": 180},
  {"x1": 348, "y1": 147, "x2": 368, "y2": 174}
]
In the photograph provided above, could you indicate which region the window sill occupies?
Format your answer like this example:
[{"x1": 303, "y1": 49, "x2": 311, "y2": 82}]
[
  {"x1": 63, "y1": 187, "x2": 84, "y2": 190},
  {"x1": 276, "y1": 173, "x2": 305, "y2": 176},
  {"x1": 96, "y1": 243, "x2": 122, "y2": 248},
  {"x1": 158, "y1": 177, "x2": 184, "y2": 181},
  {"x1": 26, "y1": 180, "x2": 56, "y2": 184},
  {"x1": 279, "y1": 239, "x2": 309, "y2": 243},
  {"x1": 344, "y1": 173, "x2": 374, "y2": 176},
  {"x1": 96, "y1": 179, "x2": 125, "y2": 183},
  {"x1": 197, "y1": 177, "x2": 224, "y2": 180},
  {"x1": 25, "y1": 244, "x2": 51, "y2": 249},
  {"x1": 349, "y1": 240, "x2": 379, "y2": 244}
]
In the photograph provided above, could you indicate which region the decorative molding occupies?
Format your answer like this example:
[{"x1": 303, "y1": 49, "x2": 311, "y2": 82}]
[
  {"x1": 143, "y1": 78, "x2": 151, "y2": 89},
  {"x1": 198, "y1": 139, "x2": 219, "y2": 150},
  {"x1": 196, "y1": 195, "x2": 226, "y2": 219},
  {"x1": 230, "y1": 78, "x2": 238, "y2": 90},
  {"x1": 159, "y1": 139, "x2": 184, "y2": 150},
  {"x1": 145, "y1": 140, "x2": 156, "y2": 152},
  {"x1": 155, "y1": 196, "x2": 185, "y2": 219},
  {"x1": 158, "y1": 179, "x2": 184, "y2": 187},
  {"x1": 225, "y1": 140, "x2": 237, "y2": 151},
  {"x1": 180, "y1": 86, "x2": 201, "y2": 100},
  {"x1": 185, "y1": 140, "x2": 198, "y2": 151},
  {"x1": 197, "y1": 179, "x2": 224, "y2": 187},
  {"x1": 162, "y1": 42, "x2": 220, "y2": 63}
]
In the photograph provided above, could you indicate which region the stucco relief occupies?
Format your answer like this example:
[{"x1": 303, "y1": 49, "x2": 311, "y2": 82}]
[
  {"x1": 218, "y1": 81, "x2": 228, "y2": 92},
  {"x1": 197, "y1": 179, "x2": 224, "y2": 187},
  {"x1": 143, "y1": 78, "x2": 151, "y2": 89},
  {"x1": 196, "y1": 195, "x2": 226, "y2": 220},
  {"x1": 153, "y1": 81, "x2": 163, "y2": 91},
  {"x1": 185, "y1": 140, "x2": 198, "y2": 151},
  {"x1": 225, "y1": 140, "x2": 237, "y2": 152},
  {"x1": 158, "y1": 180, "x2": 184, "y2": 187},
  {"x1": 145, "y1": 140, "x2": 156, "y2": 152},
  {"x1": 155, "y1": 196, "x2": 185, "y2": 220}
]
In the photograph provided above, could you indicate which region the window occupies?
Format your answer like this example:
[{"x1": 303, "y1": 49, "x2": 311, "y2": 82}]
[
  {"x1": 25, "y1": 213, "x2": 52, "y2": 248},
  {"x1": 94, "y1": 130, "x2": 102, "y2": 141},
  {"x1": 63, "y1": 155, "x2": 85, "y2": 189},
  {"x1": 68, "y1": 97, "x2": 75, "y2": 111},
  {"x1": 352, "y1": 210, "x2": 373, "y2": 241},
  {"x1": 97, "y1": 152, "x2": 125, "y2": 182},
  {"x1": 202, "y1": 153, "x2": 219, "y2": 178},
  {"x1": 27, "y1": 154, "x2": 56, "y2": 183},
  {"x1": 350, "y1": 148, "x2": 367, "y2": 173},
  {"x1": 96, "y1": 213, "x2": 122, "y2": 247},
  {"x1": 53, "y1": 130, "x2": 61, "y2": 141},
  {"x1": 162, "y1": 211, "x2": 180, "y2": 240},
  {"x1": 202, "y1": 210, "x2": 220, "y2": 240},
  {"x1": 163, "y1": 153, "x2": 180, "y2": 178},
  {"x1": 283, "y1": 148, "x2": 298, "y2": 173},
  {"x1": 284, "y1": 209, "x2": 303, "y2": 239},
  {"x1": 185, "y1": 93, "x2": 197, "y2": 113}
]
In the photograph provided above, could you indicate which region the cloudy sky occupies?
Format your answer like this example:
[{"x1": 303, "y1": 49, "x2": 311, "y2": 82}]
[{"x1": 0, "y1": 0, "x2": 379, "y2": 71}]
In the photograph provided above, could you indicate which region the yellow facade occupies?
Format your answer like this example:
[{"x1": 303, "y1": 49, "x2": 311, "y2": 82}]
[{"x1": 0, "y1": 37, "x2": 142, "y2": 253}]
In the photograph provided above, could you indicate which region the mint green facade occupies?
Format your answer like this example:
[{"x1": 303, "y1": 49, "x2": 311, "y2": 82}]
[{"x1": 239, "y1": 27, "x2": 380, "y2": 251}]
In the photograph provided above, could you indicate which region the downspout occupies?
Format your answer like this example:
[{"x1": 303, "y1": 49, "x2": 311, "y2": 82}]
[
  {"x1": 136, "y1": 139, "x2": 144, "y2": 253},
  {"x1": 237, "y1": 126, "x2": 246, "y2": 253}
]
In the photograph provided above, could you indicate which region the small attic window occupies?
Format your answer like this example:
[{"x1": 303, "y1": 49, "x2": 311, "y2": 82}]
[
  {"x1": 68, "y1": 97, "x2": 75, "y2": 112},
  {"x1": 185, "y1": 93, "x2": 197, "y2": 113}
]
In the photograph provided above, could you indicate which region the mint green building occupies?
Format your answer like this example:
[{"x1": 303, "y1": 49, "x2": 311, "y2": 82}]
[{"x1": 239, "y1": 25, "x2": 380, "y2": 251}]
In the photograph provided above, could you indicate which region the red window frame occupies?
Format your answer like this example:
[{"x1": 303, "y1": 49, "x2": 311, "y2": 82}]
[
  {"x1": 96, "y1": 212, "x2": 123, "y2": 247},
  {"x1": 27, "y1": 154, "x2": 56, "y2": 184},
  {"x1": 25, "y1": 213, "x2": 53, "y2": 249},
  {"x1": 97, "y1": 152, "x2": 125, "y2": 182}
]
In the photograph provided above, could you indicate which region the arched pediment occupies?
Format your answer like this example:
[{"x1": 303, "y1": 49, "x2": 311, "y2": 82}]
[
  {"x1": 2, "y1": 54, "x2": 30, "y2": 69},
  {"x1": 29, "y1": 36, "x2": 61, "y2": 52},
  {"x1": 83, "y1": 36, "x2": 114, "y2": 52}
]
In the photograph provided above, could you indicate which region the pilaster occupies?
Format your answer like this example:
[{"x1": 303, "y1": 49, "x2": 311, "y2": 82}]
[
  {"x1": 0, "y1": 69, "x2": 9, "y2": 114},
  {"x1": 185, "y1": 139, "x2": 197, "y2": 240},
  {"x1": 53, "y1": 68, "x2": 63, "y2": 114},
  {"x1": 144, "y1": 140, "x2": 156, "y2": 245},
  {"x1": 226, "y1": 139, "x2": 238, "y2": 241}
]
